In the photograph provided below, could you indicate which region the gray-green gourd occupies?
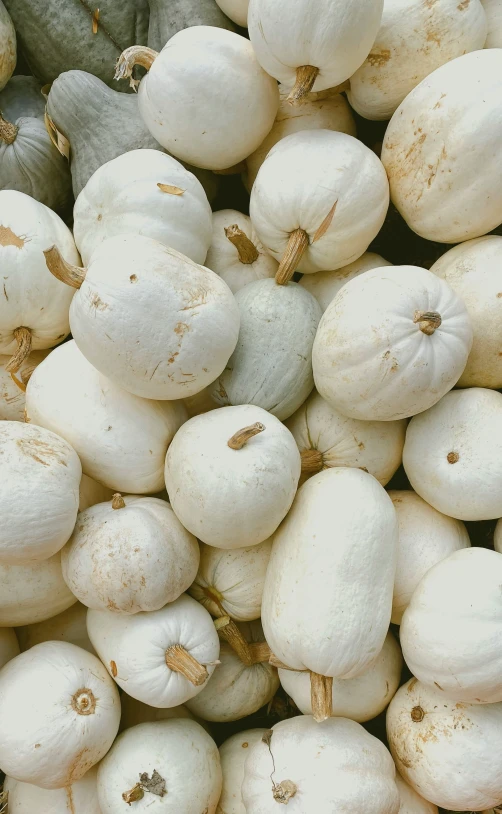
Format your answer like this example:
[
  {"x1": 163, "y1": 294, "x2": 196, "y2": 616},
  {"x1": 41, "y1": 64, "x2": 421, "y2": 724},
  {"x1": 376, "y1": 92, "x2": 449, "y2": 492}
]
[{"x1": 147, "y1": 0, "x2": 235, "y2": 51}]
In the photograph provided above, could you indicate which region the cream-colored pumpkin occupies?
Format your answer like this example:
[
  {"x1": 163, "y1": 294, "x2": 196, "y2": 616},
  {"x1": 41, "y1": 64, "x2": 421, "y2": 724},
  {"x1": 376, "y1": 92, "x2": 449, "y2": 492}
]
[
  {"x1": 313, "y1": 265, "x2": 473, "y2": 421},
  {"x1": 204, "y1": 210, "x2": 277, "y2": 294},
  {"x1": 115, "y1": 27, "x2": 279, "y2": 171},
  {"x1": 189, "y1": 538, "x2": 272, "y2": 621},
  {"x1": 0, "y1": 422, "x2": 81, "y2": 564},
  {"x1": 183, "y1": 383, "x2": 219, "y2": 418},
  {"x1": 78, "y1": 474, "x2": 114, "y2": 511},
  {"x1": 0, "y1": 626, "x2": 19, "y2": 668},
  {"x1": 299, "y1": 251, "x2": 391, "y2": 312},
  {"x1": 286, "y1": 389, "x2": 406, "y2": 486},
  {"x1": 395, "y1": 773, "x2": 438, "y2": 814},
  {"x1": 483, "y1": 0, "x2": 502, "y2": 46},
  {"x1": 119, "y1": 693, "x2": 200, "y2": 733},
  {"x1": 0, "y1": 553, "x2": 76, "y2": 627},
  {"x1": 25, "y1": 341, "x2": 186, "y2": 493},
  {"x1": 348, "y1": 0, "x2": 487, "y2": 121},
  {"x1": 0, "y1": 641, "x2": 120, "y2": 789},
  {"x1": 218, "y1": 729, "x2": 267, "y2": 814},
  {"x1": 387, "y1": 678, "x2": 502, "y2": 810},
  {"x1": 62, "y1": 495, "x2": 199, "y2": 613},
  {"x1": 0, "y1": 1, "x2": 15, "y2": 91},
  {"x1": 430, "y1": 235, "x2": 502, "y2": 388},
  {"x1": 16, "y1": 602, "x2": 95, "y2": 655},
  {"x1": 0, "y1": 349, "x2": 47, "y2": 421},
  {"x1": 390, "y1": 490, "x2": 470, "y2": 624},
  {"x1": 4, "y1": 766, "x2": 101, "y2": 813},
  {"x1": 165, "y1": 405, "x2": 301, "y2": 548},
  {"x1": 73, "y1": 149, "x2": 212, "y2": 266},
  {"x1": 403, "y1": 387, "x2": 502, "y2": 520},
  {"x1": 215, "y1": 0, "x2": 249, "y2": 26},
  {"x1": 381, "y1": 49, "x2": 502, "y2": 243}
]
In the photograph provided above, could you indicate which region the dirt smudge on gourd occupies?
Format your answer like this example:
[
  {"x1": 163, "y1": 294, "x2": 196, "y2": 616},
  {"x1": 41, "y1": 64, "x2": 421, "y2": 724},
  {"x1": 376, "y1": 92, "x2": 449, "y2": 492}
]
[
  {"x1": 457, "y1": 0, "x2": 470, "y2": 8},
  {"x1": 90, "y1": 293, "x2": 108, "y2": 311},
  {"x1": 17, "y1": 437, "x2": 68, "y2": 467},
  {"x1": 66, "y1": 785, "x2": 76, "y2": 814},
  {"x1": 367, "y1": 50, "x2": 391, "y2": 67},
  {"x1": 67, "y1": 747, "x2": 93, "y2": 785},
  {"x1": 0, "y1": 226, "x2": 24, "y2": 248}
]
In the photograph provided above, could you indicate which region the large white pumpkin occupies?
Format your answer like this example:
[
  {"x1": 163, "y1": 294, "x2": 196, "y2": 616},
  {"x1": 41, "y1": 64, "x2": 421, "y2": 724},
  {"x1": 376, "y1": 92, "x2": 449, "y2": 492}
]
[
  {"x1": 0, "y1": 626, "x2": 19, "y2": 668},
  {"x1": 0, "y1": 553, "x2": 76, "y2": 627},
  {"x1": 0, "y1": 1, "x2": 15, "y2": 91},
  {"x1": 395, "y1": 773, "x2": 438, "y2": 814},
  {"x1": 218, "y1": 729, "x2": 267, "y2": 814},
  {"x1": 483, "y1": 0, "x2": 502, "y2": 45},
  {"x1": 3, "y1": 766, "x2": 101, "y2": 814},
  {"x1": 0, "y1": 349, "x2": 47, "y2": 421},
  {"x1": 299, "y1": 251, "x2": 391, "y2": 313},
  {"x1": 313, "y1": 265, "x2": 473, "y2": 421},
  {"x1": 16, "y1": 601, "x2": 95, "y2": 655}
]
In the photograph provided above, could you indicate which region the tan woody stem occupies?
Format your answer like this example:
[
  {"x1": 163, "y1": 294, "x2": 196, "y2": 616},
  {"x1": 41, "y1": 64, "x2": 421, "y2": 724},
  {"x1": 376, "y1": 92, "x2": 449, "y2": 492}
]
[
  {"x1": 310, "y1": 672, "x2": 333, "y2": 722},
  {"x1": 225, "y1": 225, "x2": 259, "y2": 264},
  {"x1": 413, "y1": 310, "x2": 442, "y2": 335},
  {"x1": 114, "y1": 46, "x2": 159, "y2": 89},
  {"x1": 44, "y1": 245, "x2": 86, "y2": 289},
  {"x1": 215, "y1": 616, "x2": 254, "y2": 666},
  {"x1": 228, "y1": 422, "x2": 265, "y2": 450},
  {"x1": 300, "y1": 449, "x2": 324, "y2": 474},
  {"x1": 5, "y1": 327, "x2": 32, "y2": 374},
  {"x1": 165, "y1": 644, "x2": 208, "y2": 686},
  {"x1": 275, "y1": 229, "x2": 309, "y2": 285},
  {"x1": 0, "y1": 114, "x2": 18, "y2": 144},
  {"x1": 287, "y1": 66, "x2": 320, "y2": 105}
]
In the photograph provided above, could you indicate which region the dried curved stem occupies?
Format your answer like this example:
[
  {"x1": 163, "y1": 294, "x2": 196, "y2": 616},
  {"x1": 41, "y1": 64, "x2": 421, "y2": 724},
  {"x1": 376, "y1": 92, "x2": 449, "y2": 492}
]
[
  {"x1": 273, "y1": 779, "x2": 298, "y2": 803},
  {"x1": 112, "y1": 493, "x2": 126, "y2": 510},
  {"x1": 44, "y1": 245, "x2": 86, "y2": 289},
  {"x1": 10, "y1": 371, "x2": 26, "y2": 392},
  {"x1": 215, "y1": 616, "x2": 253, "y2": 666},
  {"x1": 115, "y1": 46, "x2": 158, "y2": 90},
  {"x1": 310, "y1": 672, "x2": 333, "y2": 722},
  {"x1": 165, "y1": 644, "x2": 208, "y2": 686},
  {"x1": 0, "y1": 115, "x2": 18, "y2": 144},
  {"x1": 5, "y1": 327, "x2": 32, "y2": 374},
  {"x1": 301, "y1": 449, "x2": 323, "y2": 474},
  {"x1": 287, "y1": 66, "x2": 320, "y2": 105},
  {"x1": 228, "y1": 422, "x2": 265, "y2": 450},
  {"x1": 413, "y1": 310, "x2": 442, "y2": 335},
  {"x1": 275, "y1": 229, "x2": 309, "y2": 285},
  {"x1": 225, "y1": 225, "x2": 259, "y2": 264}
]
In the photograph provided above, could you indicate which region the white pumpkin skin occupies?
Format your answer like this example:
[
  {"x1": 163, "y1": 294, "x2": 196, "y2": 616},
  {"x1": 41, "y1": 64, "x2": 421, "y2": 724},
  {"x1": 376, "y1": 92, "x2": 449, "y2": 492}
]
[
  {"x1": 387, "y1": 678, "x2": 502, "y2": 810},
  {"x1": 299, "y1": 251, "x2": 391, "y2": 313},
  {"x1": 0, "y1": 349, "x2": 47, "y2": 421},
  {"x1": 0, "y1": 552, "x2": 76, "y2": 627},
  {"x1": 381, "y1": 50, "x2": 502, "y2": 243},
  {"x1": 390, "y1": 490, "x2": 470, "y2": 624},
  {"x1": 73, "y1": 149, "x2": 212, "y2": 267},
  {"x1": 0, "y1": 626, "x2": 19, "y2": 668},
  {"x1": 16, "y1": 602, "x2": 95, "y2": 655},
  {"x1": 242, "y1": 715, "x2": 399, "y2": 814},
  {"x1": 0, "y1": 1, "x2": 15, "y2": 91},
  {"x1": 403, "y1": 387, "x2": 502, "y2": 520},
  {"x1": 218, "y1": 729, "x2": 267, "y2": 814},
  {"x1": 483, "y1": 0, "x2": 502, "y2": 46},
  {"x1": 25, "y1": 341, "x2": 186, "y2": 493},
  {"x1": 62, "y1": 495, "x2": 199, "y2": 614},
  {"x1": 97, "y1": 719, "x2": 222, "y2": 814},
  {"x1": 394, "y1": 773, "x2": 438, "y2": 814},
  {"x1": 119, "y1": 694, "x2": 200, "y2": 733},
  {"x1": 78, "y1": 473, "x2": 113, "y2": 511},
  {"x1": 313, "y1": 265, "x2": 473, "y2": 422},
  {"x1": 215, "y1": 0, "x2": 249, "y2": 26},
  {"x1": 279, "y1": 631, "x2": 402, "y2": 723},
  {"x1": 262, "y1": 468, "x2": 398, "y2": 677},
  {"x1": 0, "y1": 641, "x2": 120, "y2": 789},
  {"x1": 250, "y1": 130, "x2": 389, "y2": 274},
  {"x1": 4, "y1": 766, "x2": 101, "y2": 814},
  {"x1": 165, "y1": 405, "x2": 301, "y2": 549},
  {"x1": 183, "y1": 382, "x2": 219, "y2": 418}
]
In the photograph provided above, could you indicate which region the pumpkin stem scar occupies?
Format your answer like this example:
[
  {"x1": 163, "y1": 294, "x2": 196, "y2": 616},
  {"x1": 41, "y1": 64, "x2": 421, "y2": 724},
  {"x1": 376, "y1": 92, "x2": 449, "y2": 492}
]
[
  {"x1": 287, "y1": 65, "x2": 320, "y2": 106},
  {"x1": 112, "y1": 493, "x2": 126, "y2": 509},
  {"x1": 275, "y1": 229, "x2": 309, "y2": 285},
  {"x1": 228, "y1": 422, "x2": 266, "y2": 449}
]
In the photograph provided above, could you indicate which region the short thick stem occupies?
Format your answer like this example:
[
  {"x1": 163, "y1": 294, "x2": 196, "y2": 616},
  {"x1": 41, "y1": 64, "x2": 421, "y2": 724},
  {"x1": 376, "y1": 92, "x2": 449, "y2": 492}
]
[
  {"x1": 165, "y1": 644, "x2": 208, "y2": 686},
  {"x1": 310, "y1": 673, "x2": 333, "y2": 722},
  {"x1": 115, "y1": 46, "x2": 158, "y2": 89},
  {"x1": 71, "y1": 688, "x2": 96, "y2": 716},
  {"x1": 215, "y1": 616, "x2": 253, "y2": 666},
  {"x1": 249, "y1": 641, "x2": 272, "y2": 664},
  {"x1": 112, "y1": 493, "x2": 126, "y2": 510},
  {"x1": 5, "y1": 327, "x2": 32, "y2": 374},
  {"x1": 287, "y1": 66, "x2": 319, "y2": 105},
  {"x1": 0, "y1": 115, "x2": 18, "y2": 144},
  {"x1": 273, "y1": 779, "x2": 298, "y2": 804},
  {"x1": 228, "y1": 422, "x2": 265, "y2": 450},
  {"x1": 275, "y1": 229, "x2": 309, "y2": 285},
  {"x1": 300, "y1": 448, "x2": 323, "y2": 474},
  {"x1": 122, "y1": 784, "x2": 144, "y2": 805},
  {"x1": 44, "y1": 245, "x2": 86, "y2": 289},
  {"x1": 413, "y1": 310, "x2": 442, "y2": 335},
  {"x1": 225, "y1": 224, "x2": 259, "y2": 264}
]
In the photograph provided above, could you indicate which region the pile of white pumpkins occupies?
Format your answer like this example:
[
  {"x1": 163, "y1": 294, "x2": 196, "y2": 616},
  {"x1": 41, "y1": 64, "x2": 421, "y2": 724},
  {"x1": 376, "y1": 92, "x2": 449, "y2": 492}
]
[{"x1": 2, "y1": 0, "x2": 502, "y2": 811}]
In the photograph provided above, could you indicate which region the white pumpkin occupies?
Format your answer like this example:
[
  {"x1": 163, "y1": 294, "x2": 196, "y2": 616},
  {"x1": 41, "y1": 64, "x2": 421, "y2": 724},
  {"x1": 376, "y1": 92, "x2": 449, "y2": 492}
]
[
  {"x1": 387, "y1": 678, "x2": 502, "y2": 810},
  {"x1": 16, "y1": 602, "x2": 95, "y2": 655},
  {"x1": 189, "y1": 538, "x2": 272, "y2": 621},
  {"x1": 0, "y1": 349, "x2": 47, "y2": 421},
  {"x1": 313, "y1": 265, "x2": 473, "y2": 422},
  {"x1": 483, "y1": 0, "x2": 502, "y2": 46},
  {"x1": 204, "y1": 209, "x2": 277, "y2": 294},
  {"x1": 78, "y1": 473, "x2": 114, "y2": 511},
  {"x1": 45, "y1": 234, "x2": 240, "y2": 400},
  {"x1": 62, "y1": 494, "x2": 199, "y2": 614},
  {"x1": 215, "y1": 0, "x2": 249, "y2": 26},
  {"x1": 165, "y1": 405, "x2": 301, "y2": 548},
  {"x1": 250, "y1": 130, "x2": 389, "y2": 283},
  {"x1": 218, "y1": 729, "x2": 267, "y2": 814},
  {"x1": 25, "y1": 340, "x2": 186, "y2": 493},
  {"x1": 0, "y1": 1, "x2": 15, "y2": 91},
  {"x1": 73, "y1": 149, "x2": 212, "y2": 266},
  {"x1": 0, "y1": 641, "x2": 120, "y2": 789},
  {"x1": 430, "y1": 235, "x2": 502, "y2": 388},
  {"x1": 96, "y1": 719, "x2": 222, "y2": 813},
  {"x1": 242, "y1": 715, "x2": 399, "y2": 813},
  {"x1": 0, "y1": 626, "x2": 19, "y2": 668},
  {"x1": 285, "y1": 389, "x2": 406, "y2": 486},
  {"x1": 183, "y1": 383, "x2": 219, "y2": 418},
  {"x1": 348, "y1": 0, "x2": 487, "y2": 121},
  {"x1": 299, "y1": 251, "x2": 391, "y2": 313},
  {"x1": 87, "y1": 593, "x2": 220, "y2": 707},
  {"x1": 211, "y1": 279, "x2": 321, "y2": 420},
  {"x1": 0, "y1": 190, "x2": 79, "y2": 373},
  {"x1": 395, "y1": 773, "x2": 438, "y2": 814},
  {"x1": 403, "y1": 387, "x2": 502, "y2": 520},
  {"x1": 278, "y1": 632, "x2": 402, "y2": 723},
  {"x1": 0, "y1": 552, "x2": 76, "y2": 627},
  {"x1": 390, "y1": 490, "x2": 470, "y2": 624},
  {"x1": 381, "y1": 49, "x2": 502, "y2": 243},
  {"x1": 119, "y1": 694, "x2": 200, "y2": 733},
  {"x1": 3, "y1": 766, "x2": 101, "y2": 814},
  {"x1": 115, "y1": 27, "x2": 279, "y2": 171}
]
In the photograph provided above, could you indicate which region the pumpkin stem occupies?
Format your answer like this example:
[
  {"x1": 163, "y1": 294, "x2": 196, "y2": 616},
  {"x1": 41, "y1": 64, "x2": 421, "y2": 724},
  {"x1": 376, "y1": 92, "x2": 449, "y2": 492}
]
[
  {"x1": 5, "y1": 327, "x2": 32, "y2": 374},
  {"x1": 287, "y1": 66, "x2": 320, "y2": 105},
  {"x1": 300, "y1": 448, "x2": 323, "y2": 474},
  {"x1": 228, "y1": 422, "x2": 265, "y2": 450},
  {"x1": 115, "y1": 46, "x2": 159, "y2": 90},
  {"x1": 413, "y1": 310, "x2": 442, "y2": 335},
  {"x1": 112, "y1": 493, "x2": 126, "y2": 510},
  {"x1": 122, "y1": 783, "x2": 145, "y2": 805},
  {"x1": 0, "y1": 114, "x2": 18, "y2": 144},
  {"x1": 71, "y1": 688, "x2": 96, "y2": 716},
  {"x1": 225, "y1": 224, "x2": 259, "y2": 264},
  {"x1": 165, "y1": 644, "x2": 208, "y2": 686},
  {"x1": 248, "y1": 640, "x2": 272, "y2": 664},
  {"x1": 268, "y1": 653, "x2": 308, "y2": 672},
  {"x1": 272, "y1": 779, "x2": 298, "y2": 803},
  {"x1": 44, "y1": 245, "x2": 86, "y2": 289},
  {"x1": 310, "y1": 672, "x2": 333, "y2": 722},
  {"x1": 215, "y1": 616, "x2": 255, "y2": 666},
  {"x1": 275, "y1": 229, "x2": 309, "y2": 285}
]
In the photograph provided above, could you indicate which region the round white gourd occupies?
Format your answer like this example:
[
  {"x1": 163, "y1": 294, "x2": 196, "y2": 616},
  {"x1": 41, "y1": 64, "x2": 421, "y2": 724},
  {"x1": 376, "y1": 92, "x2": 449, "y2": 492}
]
[
  {"x1": 87, "y1": 593, "x2": 220, "y2": 707},
  {"x1": 165, "y1": 405, "x2": 301, "y2": 548},
  {"x1": 313, "y1": 265, "x2": 473, "y2": 421},
  {"x1": 285, "y1": 389, "x2": 406, "y2": 486},
  {"x1": 299, "y1": 251, "x2": 391, "y2": 313},
  {"x1": 0, "y1": 641, "x2": 120, "y2": 789},
  {"x1": 400, "y1": 547, "x2": 502, "y2": 703},
  {"x1": 483, "y1": 0, "x2": 502, "y2": 46},
  {"x1": 0, "y1": 2, "x2": 15, "y2": 91},
  {"x1": 78, "y1": 473, "x2": 113, "y2": 511},
  {"x1": 278, "y1": 632, "x2": 402, "y2": 723},
  {"x1": 115, "y1": 27, "x2": 279, "y2": 171},
  {"x1": 218, "y1": 729, "x2": 267, "y2": 814},
  {"x1": 430, "y1": 235, "x2": 502, "y2": 388},
  {"x1": 97, "y1": 719, "x2": 222, "y2": 813},
  {"x1": 0, "y1": 552, "x2": 76, "y2": 626},
  {"x1": 0, "y1": 626, "x2": 19, "y2": 668},
  {"x1": 381, "y1": 50, "x2": 502, "y2": 243},
  {"x1": 215, "y1": 0, "x2": 249, "y2": 26},
  {"x1": 403, "y1": 387, "x2": 502, "y2": 520},
  {"x1": 119, "y1": 694, "x2": 200, "y2": 733},
  {"x1": 210, "y1": 279, "x2": 321, "y2": 420},
  {"x1": 0, "y1": 349, "x2": 47, "y2": 421},
  {"x1": 16, "y1": 602, "x2": 95, "y2": 655},
  {"x1": 3, "y1": 766, "x2": 101, "y2": 814},
  {"x1": 394, "y1": 773, "x2": 438, "y2": 814},
  {"x1": 62, "y1": 494, "x2": 199, "y2": 614},
  {"x1": 204, "y1": 210, "x2": 277, "y2": 294},
  {"x1": 189, "y1": 538, "x2": 272, "y2": 621},
  {"x1": 242, "y1": 715, "x2": 399, "y2": 813},
  {"x1": 387, "y1": 678, "x2": 502, "y2": 810},
  {"x1": 73, "y1": 149, "x2": 212, "y2": 267},
  {"x1": 25, "y1": 341, "x2": 186, "y2": 493}
]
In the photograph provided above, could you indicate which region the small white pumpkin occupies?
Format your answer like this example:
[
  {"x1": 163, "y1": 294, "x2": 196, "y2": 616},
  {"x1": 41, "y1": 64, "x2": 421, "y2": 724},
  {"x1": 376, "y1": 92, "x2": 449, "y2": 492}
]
[
  {"x1": 403, "y1": 387, "x2": 502, "y2": 520},
  {"x1": 78, "y1": 473, "x2": 114, "y2": 511},
  {"x1": 389, "y1": 490, "x2": 470, "y2": 624},
  {"x1": 87, "y1": 593, "x2": 220, "y2": 707},
  {"x1": 3, "y1": 766, "x2": 101, "y2": 814},
  {"x1": 16, "y1": 602, "x2": 95, "y2": 655},
  {"x1": 119, "y1": 693, "x2": 201, "y2": 733},
  {"x1": 0, "y1": 552, "x2": 76, "y2": 627},
  {"x1": 313, "y1": 265, "x2": 473, "y2": 421},
  {"x1": 165, "y1": 405, "x2": 301, "y2": 548},
  {"x1": 387, "y1": 678, "x2": 502, "y2": 810},
  {"x1": 115, "y1": 27, "x2": 279, "y2": 171},
  {"x1": 62, "y1": 494, "x2": 199, "y2": 613},
  {"x1": 0, "y1": 626, "x2": 19, "y2": 668},
  {"x1": 215, "y1": 0, "x2": 249, "y2": 26},
  {"x1": 0, "y1": 349, "x2": 47, "y2": 421},
  {"x1": 395, "y1": 773, "x2": 438, "y2": 814},
  {"x1": 299, "y1": 251, "x2": 391, "y2": 313},
  {"x1": 73, "y1": 149, "x2": 212, "y2": 266},
  {"x1": 0, "y1": 641, "x2": 120, "y2": 789},
  {"x1": 25, "y1": 340, "x2": 186, "y2": 493},
  {"x1": 0, "y1": 1, "x2": 15, "y2": 91},
  {"x1": 483, "y1": 0, "x2": 502, "y2": 46},
  {"x1": 97, "y1": 719, "x2": 222, "y2": 813},
  {"x1": 218, "y1": 729, "x2": 267, "y2": 814}
]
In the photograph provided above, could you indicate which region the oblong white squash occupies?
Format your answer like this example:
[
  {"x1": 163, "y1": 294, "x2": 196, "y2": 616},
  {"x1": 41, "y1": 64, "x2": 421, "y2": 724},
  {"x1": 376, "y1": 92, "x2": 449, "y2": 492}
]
[
  {"x1": 0, "y1": 641, "x2": 120, "y2": 789},
  {"x1": 78, "y1": 473, "x2": 113, "y2": 511},
  {"x1": 0, "y1": 553, "x2": 76, "y2": 627},
  {"x1": 0, "y1": 626, "x2": 19, "y2": 668},
  {"x1": 119, "y1": 693, "x2": 200, "y2": 733},
  {"x1": 0, "y1": 349, "x2": 47, "y2": 422},
  {"x1": 3, "y1": 766, "x2": 101, "y2": 814},
  {"x1": 395, "y1": 773, "x2": 438, "y2": 814},
  {"x1": 299, "y1": 251, "x2": 391, "y2": 313},
  {"x1": 165, "y1": 405, "x2": 301, "y2": 548},
  {"x1": 218, "y1": 729, "x2": 267, "y2": 814},
  {"x1": 16, "y1": 602, "x2": 95, "y2": 655},
  {"x1": 483, "y1": 0, "x2": 502, "y2": 46},
  {"x1": 0, "y1": 1, "x2": 15, "y2": 91},
  {"x1": 313, "y1": 265, "x2": 473, "y2": 421}
]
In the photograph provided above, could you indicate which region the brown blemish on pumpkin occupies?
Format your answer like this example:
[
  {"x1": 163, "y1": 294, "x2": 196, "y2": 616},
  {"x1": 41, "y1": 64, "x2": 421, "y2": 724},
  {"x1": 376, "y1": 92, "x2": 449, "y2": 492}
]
[
  {"x1": 411, "y1": 705, "x2": 425, "y2": 722},
  {"x1": 168, "y1": 352, "x2": 179, "y2": 364},
  {"x1": 174, "y1": 322, "x2": 189, "y2": 336},
  {"x1": 110, "y1": 661, "x2": 118, "y2": 677},
  {"x1": 130, "y1": 274, "x2": 137, "y2": 283},
  {"x1": 0, "y1": 225, "x2": 24, "y2": 248},
  {"x1": 90, "y1": 293, "x2": 108, "y2": 311},
  {"x1": 457, "y1": 0, "x2": 470, "y2": 9},
  {"x1": 66, "y1": 785, "x2": 75, "y2": 814},
  {"x1": 367, "y1": 50, "x2": 391, "y2": 67},
  {"x1": 242, "y1": 742, "x2": 249, "y2": 748},
  {"x1": 446, "y1": 452, "x2": 459, "y2": 464},
  {"x1": 35, "y1": 743, "x2": 41, "y2": 748},
  {"x1": 434, "y1": 681, "x2": 444, "y2": 690},
  {"x1": 16, "y1": 437, "x2": 68, "y2": 467}
]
